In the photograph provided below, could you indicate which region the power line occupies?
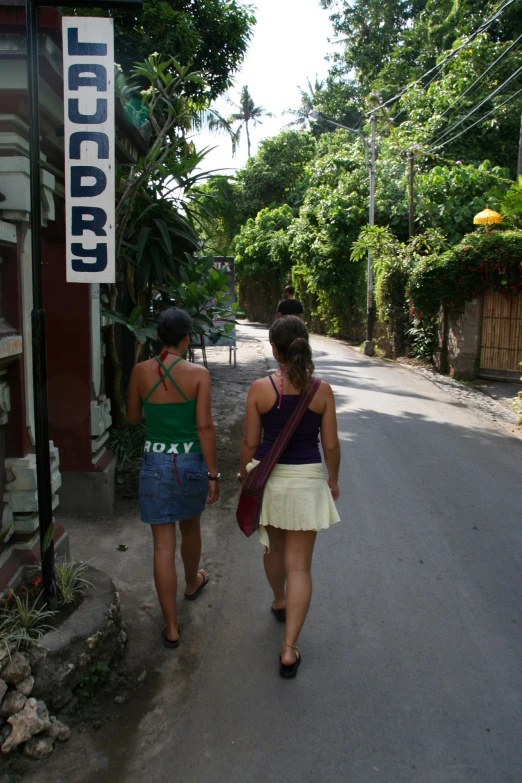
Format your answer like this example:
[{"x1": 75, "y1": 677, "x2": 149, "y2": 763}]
[
  {"x1": 429, "y1": 63, "x2": 522, "y2": 146},
  {"x1": 438, "y1": 33, "x2": 522, "y2": 120},
  {"x1": 391, "y1": 34, "x2": 522, "y2": 126},
  {"x1": 427, "y1": 86, "x2": 522, "y2": 152},
  {"x1": 365, "y1": 0, "x2": 517, "y2": 116}
]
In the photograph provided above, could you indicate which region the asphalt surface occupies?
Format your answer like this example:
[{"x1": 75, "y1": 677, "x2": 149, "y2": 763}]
[{"x1": 24, "y1": 325, "x2": 522, "y2": 783}]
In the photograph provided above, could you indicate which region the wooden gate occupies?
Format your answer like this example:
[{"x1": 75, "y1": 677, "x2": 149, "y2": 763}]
[{"x1": 479, "y1": 292, "x2": 522, "y2": 379}]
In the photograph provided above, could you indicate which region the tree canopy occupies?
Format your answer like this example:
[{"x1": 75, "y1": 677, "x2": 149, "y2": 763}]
[{"x1": 76, "y1": 0, "x2": 255, "y2": 101}]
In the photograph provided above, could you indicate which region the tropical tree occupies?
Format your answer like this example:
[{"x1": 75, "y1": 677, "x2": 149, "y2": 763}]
[
  {"x1": 236, "y1": 130, "x2": 316, "y2": 217},
  {"x1": 284, "y1": 77, "x2": 325, "y2": 129},
  {"x1": 105, "y1": 55, "x2": 223, "y2": 426},
  {"x1": 228, "y1": 86, "x2": 273, "y2": 157},
  {"x1": 74, "y1": 0, "x2": 256, "y2": 101}
]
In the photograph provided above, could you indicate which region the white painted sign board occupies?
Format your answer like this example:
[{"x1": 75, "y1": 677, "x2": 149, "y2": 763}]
[{"x1": 62, "y1": 17, "x2": 115, "y2": 283}]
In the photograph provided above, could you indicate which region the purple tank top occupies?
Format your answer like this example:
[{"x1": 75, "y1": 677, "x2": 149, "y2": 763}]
[{"x1": 254, "y1": 376, "x2": 322, "y2": 465}]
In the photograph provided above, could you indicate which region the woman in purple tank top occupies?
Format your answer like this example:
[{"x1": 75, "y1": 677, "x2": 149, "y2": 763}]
[{"x1": 239, "y1": 316, "x2": 341, "y2": 678}]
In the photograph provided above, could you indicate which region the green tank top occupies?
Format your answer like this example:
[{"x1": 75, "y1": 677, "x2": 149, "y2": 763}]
[{"x1": 142, "y1": 357, "x2": 201, "y2": 454}]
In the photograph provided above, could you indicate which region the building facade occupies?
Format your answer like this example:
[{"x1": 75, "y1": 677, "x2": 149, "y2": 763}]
[{"x1": 0, "y1": 3, "x2": 146, "y2": 587}]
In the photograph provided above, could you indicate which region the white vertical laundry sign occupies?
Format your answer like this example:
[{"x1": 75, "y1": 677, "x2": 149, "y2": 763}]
[{"x1": 63, "y1": 17, "x2": 115, "y2": 283}]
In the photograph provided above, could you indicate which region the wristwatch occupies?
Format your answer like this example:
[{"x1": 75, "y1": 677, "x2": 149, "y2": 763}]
[{"x1": 207, "y1": 472, "x2": 221, "y2": 481}]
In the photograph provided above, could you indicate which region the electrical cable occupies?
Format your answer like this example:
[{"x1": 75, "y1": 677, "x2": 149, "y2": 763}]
[
  {"x1": 438, "y1": 33, "x2": 522, "y2": 119},
  {"x1": 427, "y1": 85, "x2": 522, "y2": 152},
  {"x1": 429, "y1": 62, "x2": 522, "y2": 146},
  {"x1": 365, "y1": 0, "x2": 517, "y2": 115},
  {"x1": 391, "y1": 35, "x2": 521, "y2": 125}
]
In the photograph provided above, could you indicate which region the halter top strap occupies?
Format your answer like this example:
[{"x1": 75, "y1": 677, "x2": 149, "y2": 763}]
[{"x1": 143, "y1": 357, "x2": 190, "y2": 403}]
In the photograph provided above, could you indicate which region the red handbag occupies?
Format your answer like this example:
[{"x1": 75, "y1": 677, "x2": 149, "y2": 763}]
[{"x1": 236, "y1": 377, "x2": 322, "y2": 537}]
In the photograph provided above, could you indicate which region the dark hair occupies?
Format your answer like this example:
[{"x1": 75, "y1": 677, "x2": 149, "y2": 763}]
[
  {"x1": 269, "y1": 315, "x2": 314, "y2": 390},
  {"x1": 285, "y1": 285, "x2": 295, "y2": 295},
  {"x1": 157, "y1": 308, "x2": 192, "y2": 347}
]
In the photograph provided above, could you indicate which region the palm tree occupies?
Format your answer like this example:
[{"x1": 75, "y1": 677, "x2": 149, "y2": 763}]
[
  {"x1": 283, "y1": 76, "x2": 324, "y2": 130},
  {"x1": 227, "y1": 86, "x2": 273, "y2": 157}
]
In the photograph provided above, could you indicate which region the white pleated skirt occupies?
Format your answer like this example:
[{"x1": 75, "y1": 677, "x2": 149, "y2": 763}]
[{"x1": 247, "y1": 459, "x2": 341, "y2": 552}]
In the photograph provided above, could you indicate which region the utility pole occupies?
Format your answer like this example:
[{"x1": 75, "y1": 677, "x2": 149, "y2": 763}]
[
  {"x1": 517, "y1": 100, "x2": 522, "y2": 184},
  {"x1": 26, "y1": 0, "x2": 57, "y2": 609},
  {"x1": 363, "y1": 113, "x2": 376, "y2": 356},
  {"x1": 408, "y1": 150, "x2": 415, "y2": 239}
]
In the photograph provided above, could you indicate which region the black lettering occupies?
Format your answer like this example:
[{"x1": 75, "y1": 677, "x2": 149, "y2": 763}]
[
  {"x1": 68, "y1": 98, "x2": 107, "y2": 125},
  {"x1": 71, "y1": 166, "x2": 107, "y2": 198},
  {"x1": 68, "y1": 64, "x2": 107, "y2": 92},
  {"x1": 69, "y1": 132, "x2": 109, "y2": 160},
  {"x1": 72, "y1": 207, "x2": 107, "y2": 236},
  {"x1": 71, "y1": 243, "x2": 108, "y2": 273},
  {"x1": 67, "y1": 28, "x2": 107, "y2": 57}
]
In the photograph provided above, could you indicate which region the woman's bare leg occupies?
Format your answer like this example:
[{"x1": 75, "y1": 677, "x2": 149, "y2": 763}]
[
  {"x1": 151, "y1": 523, "x2": 179, "y2": 641},
  {"x1": 282, "y1": 530, "x2": 317, "y2": 664},
  {"x1": 264, "y1": 526, "x2": 286, "y2": 609},
  {"x1": 179, "y1": 515, "x2": 207, "y2": 595}
]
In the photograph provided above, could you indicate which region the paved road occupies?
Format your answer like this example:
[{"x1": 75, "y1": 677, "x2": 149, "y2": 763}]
[{"x1": 28, "y1": 326, "x2": 522, "y2": 783}]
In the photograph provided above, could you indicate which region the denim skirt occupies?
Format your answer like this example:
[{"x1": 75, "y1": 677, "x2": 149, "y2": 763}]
[{"x1": 139, "y1": 452, "x2": 208, "y2": 524}]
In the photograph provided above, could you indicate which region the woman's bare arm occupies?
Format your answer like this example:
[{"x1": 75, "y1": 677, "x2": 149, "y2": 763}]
[
  {"x1": 240, "y1": 383, "x2": 263, "y2": 480},
  {"x1": 195, "y1": 370, "x2": 217, "y2": 473},
  {"x1": 320, "y1": 383, "x2": 341, "y2": 500},
  {"x1": 127, "y1": 365, "x2": 143, "y2": 426}
]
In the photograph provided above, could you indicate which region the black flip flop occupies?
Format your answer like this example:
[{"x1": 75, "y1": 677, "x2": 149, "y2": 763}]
[
  {"x1": 162, "y1": 623, "x2": 181, "y2": 649},
  {"x1": 279, "y1": 652, "x2": 301, "y2": 679},
  {"x1": 184, "y1": 571, "x2": 209, "y2": 601},
  {"x1": 271, "y1": 604, "x2": 286, "y2": 623}
]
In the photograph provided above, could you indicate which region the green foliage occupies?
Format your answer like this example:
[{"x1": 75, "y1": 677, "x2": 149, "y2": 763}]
[
  {"x1": 41, "y1": 519, "x2": 58, "y2": 555},
  {"x1": 108, "y1": 425, "x2": 146, "y2": 466},
  {"x1": 228, "y1": 86, "x2": 273, "y2": 157},
  {"x1": 351, "y1": 225, "x2": 447, "y2": 354},
  {"x1": 406, "y1": 318, "x2": 439, "y2": 360},
  {"x1": 237, "y1": 131, "x2": 316, "y2": 217},
  {"x1": 104, "y1": 307, "x2": 158, "y2": 346},
  {"x1": 156, "y1": 255, "x2": 240, "y2": 343},
  {"x1": 409, "y1": 229, "x2": 522, "y2": 318},
  {"x1": 415, "y1": 161, "x2": 512, "y2": 242},
  {"x1": 195, "y1": 176, "x2": 244, "y2": 255},
  {"x1": 77, "y1": 662, "x2": 111, "y2": 701},
  {"x1": 55, "y1": 560, "x2": 94, "y2": 607},
  {"x1": 234, "y1": 205, "x2": 294, "y2": 281},
  {"x1": 321, "y1": 0, "x2": 421, "y2": 94},
  {"x1": 287, "y1": 132, "x2": 370, "y2": 336},
  {"x1": 321, "y1": 0, "x2": 522, "y2": 173},
  {"x1": 500, "y1": 180, "x2": 522, "y2": 229},
  {"x1": 0, "y1": 593, "x2": 56, "y2": 650},
  {"x1": 74, "y1": 0, "x2": 255, "y2": 101}
]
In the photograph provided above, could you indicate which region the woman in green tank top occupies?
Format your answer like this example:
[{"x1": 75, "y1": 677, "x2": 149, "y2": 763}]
[{"x1": 128, "y1": 308, "x2": 220, "y2": 649}]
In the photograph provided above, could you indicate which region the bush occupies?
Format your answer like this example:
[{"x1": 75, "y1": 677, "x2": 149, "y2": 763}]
[{"x1": 409, "y1": 229, "x2": 522, "y2": 318}]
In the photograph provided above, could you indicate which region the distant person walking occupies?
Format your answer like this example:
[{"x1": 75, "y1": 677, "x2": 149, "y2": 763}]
[
  {"x1": 239, "y1": 316, "x2": 341, "y2": 678},
  {"x1": 275, "y1": 285, "x2": 304, "y2": 320},
  {"x1": 127, "y1": 308, "x2": 220, "y2": 649}
]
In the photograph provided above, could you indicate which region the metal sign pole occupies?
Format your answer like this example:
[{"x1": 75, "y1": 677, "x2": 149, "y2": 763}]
[
  {"x1": 25, "y1": 0, "x2": 57, "y2": 608},
  {"x1": 24, "y1": 0, "x2": 142, "y2": 608}
]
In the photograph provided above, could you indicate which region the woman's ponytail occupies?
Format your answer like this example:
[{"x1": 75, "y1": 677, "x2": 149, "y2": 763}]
[
  {"x1": 269, "y1": 316, "x2": 314, "y2": 391},
  {"x1": 286, "y1": 337, "x2": 314, "y2": 389}
]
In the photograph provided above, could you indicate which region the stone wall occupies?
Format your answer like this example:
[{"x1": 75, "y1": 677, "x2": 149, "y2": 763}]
[
  {"x1": 435, "y1": 298, "x2": 482, "y2": 381},
  {"x1": 31, "y1": 566, "x2": 127, "y2": 711}
]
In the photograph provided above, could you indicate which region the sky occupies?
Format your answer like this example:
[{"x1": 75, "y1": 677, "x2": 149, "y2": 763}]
[{"x1": 192, "y1": 0, "x2": 335, "y2": 176}]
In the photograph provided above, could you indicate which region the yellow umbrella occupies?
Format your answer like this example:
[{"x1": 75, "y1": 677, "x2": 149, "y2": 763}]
[{"x1": 473, "y1": 208, "x2": 502, "y2": 227}]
